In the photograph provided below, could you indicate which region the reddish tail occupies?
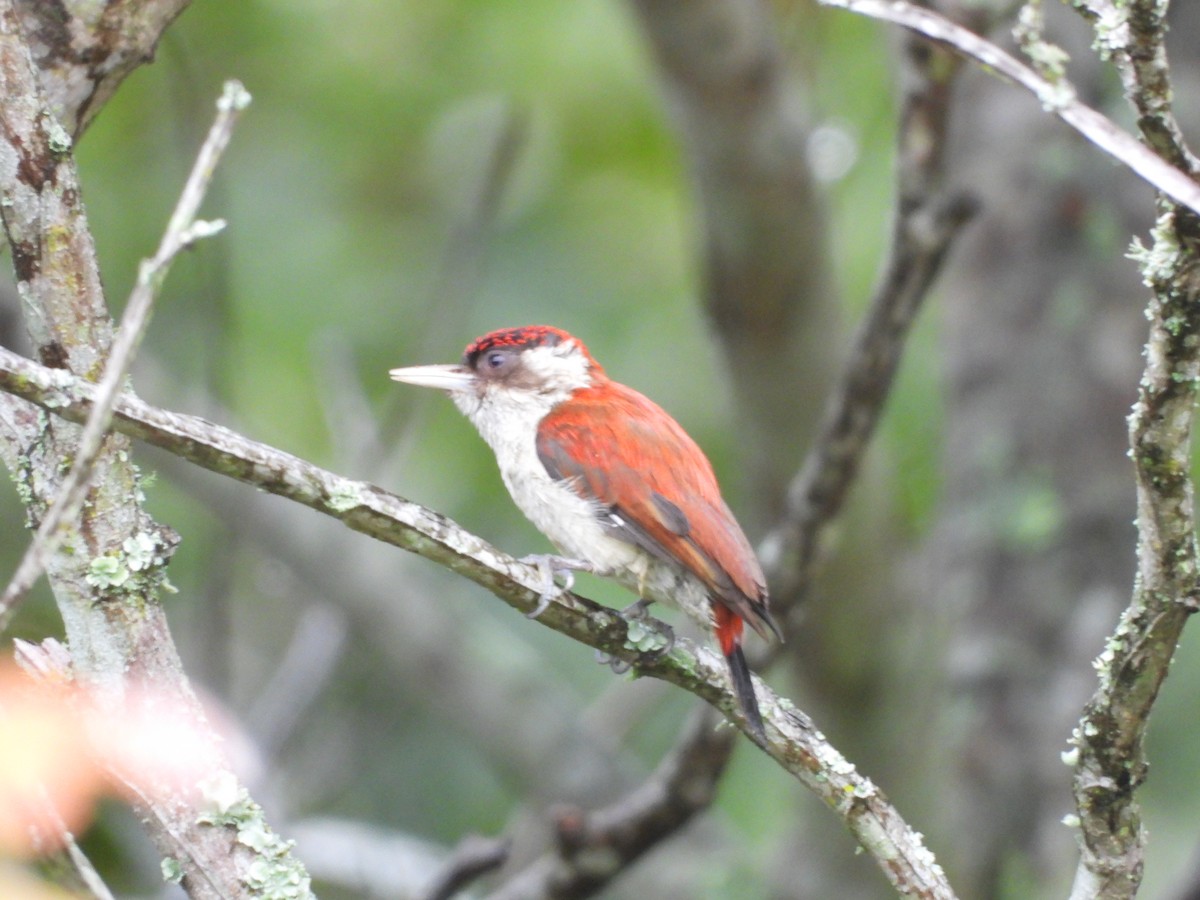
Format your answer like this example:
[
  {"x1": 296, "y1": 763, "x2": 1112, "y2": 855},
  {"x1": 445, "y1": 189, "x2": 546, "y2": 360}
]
[{"x1": 714, "y1": 605, "x2": 765, "y2": 742}]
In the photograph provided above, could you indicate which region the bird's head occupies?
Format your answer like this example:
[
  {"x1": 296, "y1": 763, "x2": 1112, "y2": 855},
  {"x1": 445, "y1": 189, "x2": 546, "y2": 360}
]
[{"x1": 389, "y1": 325, "x2": 604, "y2": 425}]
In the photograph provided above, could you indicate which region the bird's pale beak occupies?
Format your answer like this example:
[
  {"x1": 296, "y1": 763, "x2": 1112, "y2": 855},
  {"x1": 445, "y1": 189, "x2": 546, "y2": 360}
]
[{"x1": 388, "y1": 363, "x2": 476, "y2": 393}]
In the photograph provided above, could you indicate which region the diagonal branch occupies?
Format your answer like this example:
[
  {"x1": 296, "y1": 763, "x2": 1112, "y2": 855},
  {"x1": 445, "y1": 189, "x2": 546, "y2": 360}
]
[
  {"x1": 763, "y1": 188, "x2": 975, "y2": 613},
  {"x1": 420, "y1": 833, "x2": 512, "y2": 900},
  {"x1": 1071, "y1": 0, "x2": 1199, "y2": 175},
  {"x1": 627, "y1": 0, "x2": 837, "y2": 517},
  {"x1": 0, "y1": 345, "x2": 775, "y2": 705},
  {"x1": 817, "y1": 0, "x2": 1200, "y2": 215},
  {"x1": 0, "y1": 79, "x2": 249, "y2": 627},
  {"x1": 0, "y1": 346, "x2": 958, "y2": 899},
  {"x1": 0, "y1": 3, "x2": 311, "y2": 896}
]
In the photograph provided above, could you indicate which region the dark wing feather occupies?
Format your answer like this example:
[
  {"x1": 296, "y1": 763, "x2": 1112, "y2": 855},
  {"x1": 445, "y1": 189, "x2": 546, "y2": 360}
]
[{"x1": 536, "y1": 382, "x2": 777, "y2": 641}]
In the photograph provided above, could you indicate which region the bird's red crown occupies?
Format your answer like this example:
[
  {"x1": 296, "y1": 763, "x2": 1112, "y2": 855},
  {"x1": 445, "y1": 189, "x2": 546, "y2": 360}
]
[
  {"x1": 462, "y1": 327, "x2": 605, "y2": 382},
  {"x1": 461, "y1": 326, "x2": 573, "y2": 365}
]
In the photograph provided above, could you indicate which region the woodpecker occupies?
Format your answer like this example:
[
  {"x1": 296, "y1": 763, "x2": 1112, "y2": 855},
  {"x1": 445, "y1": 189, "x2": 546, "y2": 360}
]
[{"x1": 389, "y1": 325, "x2": 779, "y2": 740}]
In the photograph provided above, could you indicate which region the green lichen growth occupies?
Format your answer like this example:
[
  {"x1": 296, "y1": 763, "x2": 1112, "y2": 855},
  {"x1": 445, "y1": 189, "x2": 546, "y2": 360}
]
[
  {"x1": 85, "y1": 529, "x2": 177, "y2": 596},
  {"x1": 844, "y1": 776, "x2": 877, "y2": 800},
  {"x1": 161, "y1": 857, "x2": 184, "y2": 885},
  {"x1": 8, "y1": 451, "x2": 36, "y2": 529},
  {"x1": 44, "y1": 113, "x2": 72, "y2": 156},
  {"x1": 1015, "y1": 0, "x2": 1075, "y2": 110},
  {"x1": 1128, "y1": 210, "x2": 1182, "y2": 289},
  {"x1": 1092, "y1": 609, "x2": 1134, "y2": 692},
  {"x1": 123, "y1": 532, "x2": 158, "y2": 571},
  {"x1": 829, "y1": 754, "x2": 858, "y2": 777},
  {"x1": 327, "y1": 482, "x2": 364, "y2": 513},
  {"x1": 198, "y1": 773, "x2": 314, "y2": 899},
  {"x1": 623, "y1": 619, "x2": 670, "y2": 654},
  {"x1": 1088, "y1": 3, "x2": 1129, "y2": 61},
  {"x1": 1015, "y1": 1, "x2": 1071, "y2": 81},
  {"x1": 87, "y1": 554, "x2": 129, "y2": 589}
]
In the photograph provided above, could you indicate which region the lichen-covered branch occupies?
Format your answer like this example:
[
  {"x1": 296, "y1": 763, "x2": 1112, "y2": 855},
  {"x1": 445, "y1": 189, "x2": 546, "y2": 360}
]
[
  {"x1": 0, "y1": 79, "x2": 248, "y2": 625},
  {"x1": 0, "y1": 3, "x2": 310, "y2": 896},
  {"x1": 0, "y1": 346, "x2": 958, "y2": 899},
  {"x1": 1062, "y1": 4, "x2": 1200, "y2": 897},
  {"x1": 1070, "y1": 0, "x2": 1199, "y2": 175},
  {"x1": 817, "y1": 0, "x2": 1200, "y2": 215},
  {"x1": 12, "y1": 0, "x2": 194, "y2": 137},
  {"x1": 1066, "y1": 205, "x2": 1200, "y2": 900}
]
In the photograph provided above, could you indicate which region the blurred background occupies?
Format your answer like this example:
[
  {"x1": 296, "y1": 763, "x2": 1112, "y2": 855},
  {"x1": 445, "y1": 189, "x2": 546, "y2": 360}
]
[{"x1": 2, "y1": 0, "x2": 1199, "y2": 897}]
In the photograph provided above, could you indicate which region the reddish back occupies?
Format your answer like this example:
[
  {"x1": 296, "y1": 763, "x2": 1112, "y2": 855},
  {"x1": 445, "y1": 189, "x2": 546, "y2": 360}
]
[{"x1": 536, "y1": 378, "x2": 776, "y2": 642}]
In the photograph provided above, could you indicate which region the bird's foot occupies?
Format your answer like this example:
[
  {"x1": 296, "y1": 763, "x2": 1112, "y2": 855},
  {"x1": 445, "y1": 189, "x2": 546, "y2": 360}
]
[
  {"x1": 519, "y1": 555, "x2": 594, "y2": 619},
  {"x1": 619, "y1": 597, "x2": 652, "y2": 621},
  {"x1": 595, "y1": 649, "x2": 632, "y2": 674},
  {"x1": 595, "y1": 598, "x2": 675, "y2": 674}
]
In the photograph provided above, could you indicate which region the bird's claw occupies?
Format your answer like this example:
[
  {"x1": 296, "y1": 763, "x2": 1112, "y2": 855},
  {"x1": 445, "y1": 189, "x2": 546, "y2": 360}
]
[
  {"x1": 519, "y1": 555, "x2": 593, "y2": 619},
  {"x1": 619, "y1": 598, "x2": 652, "y2": 621},
  {"x1": 527, "y1": 592, "x2": 554, "y2": 620},
  {"x1": 596, "y1": 648, "x2": 633, "y2": 675}
]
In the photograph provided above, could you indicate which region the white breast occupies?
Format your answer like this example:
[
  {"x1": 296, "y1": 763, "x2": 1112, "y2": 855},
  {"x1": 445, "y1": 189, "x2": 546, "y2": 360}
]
[
  {"x1": 454, "y1": 367, "x2": 715, "y2": 630},
  {"x1": 466, "y1": 386, "x2": 643, "y2": 572}
]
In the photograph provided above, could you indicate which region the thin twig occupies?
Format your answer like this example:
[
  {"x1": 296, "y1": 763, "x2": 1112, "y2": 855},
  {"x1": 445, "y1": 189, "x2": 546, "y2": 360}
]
[
  {"x1": 629, "y1": 0, "x2": 837, "y2": 512},
  {"x1": 0, "y1": 79, "x2": 250, "y2": 628},
  {"x1": 40, "y1": 799, "x2": 117, "y2": 900},
  {"x1": 817, "y1": 0, "x2": 1200, "y2": 215},
  {"x1": 421, "y1": 834, "x2": 512, "y2": 900},
  {"x1": 763, "y1": 192, "x2": 975, "y2": 611},
  {"x1": 0, "y1": 346, "x2": 957, "y2": 899},
  {"x1": 0, "y1": 646, "x2": 115, "y2": 900}
]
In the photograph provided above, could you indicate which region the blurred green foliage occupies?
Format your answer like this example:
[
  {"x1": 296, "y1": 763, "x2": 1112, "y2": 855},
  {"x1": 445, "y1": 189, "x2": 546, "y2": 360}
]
[
  {"x1": 17, "y1": 0, "x2": 1196, "y2": 898},
  {"x1": 0, "y1": 0, "x2": 931, "y2": 895}
]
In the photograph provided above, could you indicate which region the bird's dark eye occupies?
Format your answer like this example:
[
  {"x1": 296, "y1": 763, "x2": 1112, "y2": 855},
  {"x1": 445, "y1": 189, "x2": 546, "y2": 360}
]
[{"x1": 469, "y1": 345, "x2": 519, "y2": 378}]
